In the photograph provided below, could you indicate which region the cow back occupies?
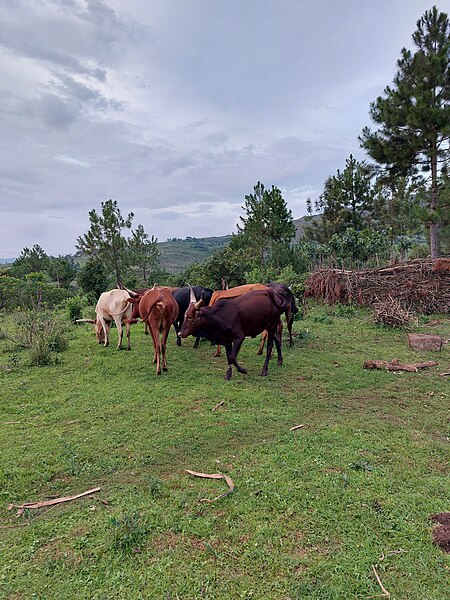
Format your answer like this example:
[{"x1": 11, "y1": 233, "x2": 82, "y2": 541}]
[{"x1": 209, "y1": 283, "x2": 267, "y2": 306}]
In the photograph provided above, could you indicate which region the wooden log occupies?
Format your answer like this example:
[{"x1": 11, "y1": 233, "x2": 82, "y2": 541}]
[{"x1": 363, "y1": 360, "x2": 438, "y2": 373}]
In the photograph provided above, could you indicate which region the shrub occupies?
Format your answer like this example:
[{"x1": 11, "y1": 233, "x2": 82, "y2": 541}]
[
  {"x1": 65, "y1": 296, "x2": 84, "y2": 322},
  {"x1": 0, "y1": 310, "x2": 69, "y2": 366},
  {"x1": 110, "y1": 512, "x2": 148, "y2": 553}
]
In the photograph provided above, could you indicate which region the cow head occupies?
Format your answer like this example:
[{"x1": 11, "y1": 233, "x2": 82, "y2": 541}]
[
  {"x1": 76, "y1": 318, "x2": 106, "y2": 344},
  {"x1": 179, "y1": 289, "x2": 204, "y2": 338},
  {"x1": 126, "y1": 296, "x2": 142, "y2": 322}
]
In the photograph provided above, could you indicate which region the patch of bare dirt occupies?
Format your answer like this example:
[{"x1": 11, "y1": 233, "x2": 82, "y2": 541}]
[{"x1": 430, "y1": 513, "x2": 450, "y2": 553}]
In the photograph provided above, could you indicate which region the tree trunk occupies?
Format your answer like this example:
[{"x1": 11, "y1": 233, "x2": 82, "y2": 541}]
[{"x1": 429, "y1": 141, "x2": 440, "y2": 258}]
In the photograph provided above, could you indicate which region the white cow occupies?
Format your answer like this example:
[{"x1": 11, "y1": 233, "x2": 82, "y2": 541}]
[{"x1": 78, "y1": 289, "x2": 134, "y2": 350}]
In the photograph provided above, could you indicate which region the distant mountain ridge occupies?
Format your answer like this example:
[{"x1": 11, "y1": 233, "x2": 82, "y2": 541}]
[{"x1": 1, "y1": 215, "x2": 315, "y2": 273}]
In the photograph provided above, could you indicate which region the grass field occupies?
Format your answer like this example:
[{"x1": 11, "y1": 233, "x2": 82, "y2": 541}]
[{"x1": 0, "y1": 304, "x2": 449, "y2": 599}]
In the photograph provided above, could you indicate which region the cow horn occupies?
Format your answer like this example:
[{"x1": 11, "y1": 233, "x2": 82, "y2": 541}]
[
  {"x1": 189, "y1": 287, "x2": 196, "y2": 304},
  {"x1": 121, "y1": 285, "x2": 139, "y2": 297},
  {"x1": 194, "y1": 294, "x2": 204, "y2": 310}
]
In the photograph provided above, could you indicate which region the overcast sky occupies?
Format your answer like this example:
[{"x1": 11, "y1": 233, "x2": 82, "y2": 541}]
[{"x1": 0, "y1": 0, "x2": 440, "y2": 257}]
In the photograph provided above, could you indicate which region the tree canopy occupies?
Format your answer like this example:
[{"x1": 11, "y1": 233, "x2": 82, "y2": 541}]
[{"x1": 360, "y1": 6, "x2": 450, "y2": 256}]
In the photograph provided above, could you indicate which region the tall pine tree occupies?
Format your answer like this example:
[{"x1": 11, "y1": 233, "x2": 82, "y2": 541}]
[
  {"x1": 76, "y1": 199, "x2": 134, "y2": 286},
  {"x1": 237, "y1": 182, "x2": 295, "y2": 267},
  {"x1": 360, "y1": 6, "x2": 450, "y2": 257}
]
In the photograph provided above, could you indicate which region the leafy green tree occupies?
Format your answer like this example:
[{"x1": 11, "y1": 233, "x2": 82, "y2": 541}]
[
  {"x1": 372, "y1": 175, "x2": 424, "y2": 246},
  {"x1": 237, "y1": 182, "x2": 296, "y2": 267},
  {"x1": 9, "y1": 244, "x2": 49, "y2": 278},
  {"x1": 306, "y1": 155, "x2": 375, "y2": 242},
  {"x1": 76, "y1": 199, "x2": 134, "y2": 285},
  {"x1": 360, "y1": 6, "x2": 450, "y2": 257},
  {"x1": 46, "y1": 256, "x2": 76, "y2": 288},
  {"x1": 77, "y1": 258, "x2": 110, "y2": 299},
  {"x1": 128, "y1": 224, "x2": 161, "y2": 285}
]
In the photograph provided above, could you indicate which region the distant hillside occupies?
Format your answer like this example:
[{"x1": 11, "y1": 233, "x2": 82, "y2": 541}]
[
  {"x1": 158, "y1": 215, "x2": 317, "y2": 272},
  {"x1": 158, "y1": 235, "x2": 232, "y2": 273}
]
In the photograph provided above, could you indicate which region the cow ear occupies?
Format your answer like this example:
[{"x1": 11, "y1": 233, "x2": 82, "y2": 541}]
[{"x1": 127, "y1": 297, "x2": 139, "y2": 304}]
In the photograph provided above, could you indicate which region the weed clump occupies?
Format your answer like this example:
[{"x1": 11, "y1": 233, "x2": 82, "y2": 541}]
[{"x1": 110, "y1": 512, "x2": 148, "y2": 554}]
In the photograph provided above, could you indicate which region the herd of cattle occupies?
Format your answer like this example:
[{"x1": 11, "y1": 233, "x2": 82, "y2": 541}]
[{"x1": 78, "y1": 283, "x2": 298, "y2": 380}]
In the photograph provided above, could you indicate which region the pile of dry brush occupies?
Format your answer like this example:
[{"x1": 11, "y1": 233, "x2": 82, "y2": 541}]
[{"x1": 304, "y1": 259, "x2": 450, "y2": 323}]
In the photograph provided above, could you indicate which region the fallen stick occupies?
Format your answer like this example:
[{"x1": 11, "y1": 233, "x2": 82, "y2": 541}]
[
  {"x1": 367, "y1": 565, "x2": 390, "y2": 598},
  {"x1": 7, "y1": 487, "x2": 101, "y2": 517},
  {"x1": 289, "y1": 424, "x2": 305, "y2": 431},
  {"x1": 211, "y1": 401, "x2": 225, "y2": 412},
  {"x1": 186, "y1": 470, "x2": 235, "y2": 503},
  {"x1": 440, "y1": 372, "x2": 450, "y2": 377},
  {"x1": 363, "y1": 359, "x2": 438, "y2": 373}
]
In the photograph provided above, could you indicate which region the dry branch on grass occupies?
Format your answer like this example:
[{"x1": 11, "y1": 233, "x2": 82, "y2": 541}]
[
  {"x1": 363, "y1": 359, "x2": 438, "y2": 373},
  {"x1": 211, "y1": 401, "x2": 225, "y2": 412},
  {"x1": 186, "y1": 470, "x2": 235, "y2": 503},
  {"x1": 289, "y1": 424, "x2": 305, "y2": 431},
  {"x1": 367, "y1": 565, "x2": 390, "y2": 599},
  {"x1": 7, "y1": 487, "x2": 101, "y2": 517}
]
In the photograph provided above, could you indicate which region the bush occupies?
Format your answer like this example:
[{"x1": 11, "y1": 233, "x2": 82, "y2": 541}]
[
  {"x1": 65, "y1": 296, "x2": 85, "y2": 322},
  {"x1": 0, "y1": 310, "x2": 69, "y2": 366}
]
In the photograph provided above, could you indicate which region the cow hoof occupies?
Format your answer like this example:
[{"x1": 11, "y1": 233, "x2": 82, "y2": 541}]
[
  {"x1": 277, "y1": 360, "x2": 283, "y2": 366},
  {"x1": 260, "y1": 371, "x2": 268, "y2": 377},
  {"x1": 176, "y1": 339, "x2": 181, "y2": 346},
  {"x1": 225, "y1": 368, "x2": 232, "y2": 381},
  {"x1": 163, "y1": 367, "x2": 168, "y2": 372}
]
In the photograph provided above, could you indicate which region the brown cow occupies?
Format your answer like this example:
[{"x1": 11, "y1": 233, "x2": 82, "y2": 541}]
[
  {"x1": 127, "y1": 288, "x2": 179, "y2": 375},
  {"x1": 179, "y1": 287, "x2": 286, "y2": 380},
  {"x1": 209, "y1": 284, "x2": 268, "y2": 356}
]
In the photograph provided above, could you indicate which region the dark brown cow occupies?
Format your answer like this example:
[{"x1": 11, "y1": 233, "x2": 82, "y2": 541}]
[
  {"x1": 179, "y1": 288, "x2": 287, "y2": 380},
  {"x1": 209, "y1": 283, "x2": 268, "y2": 357},
  {"x1": 127, "y1": 288, "x2": 179, "y2": 375}
]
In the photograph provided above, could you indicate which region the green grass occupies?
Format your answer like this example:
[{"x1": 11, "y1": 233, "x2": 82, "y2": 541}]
[{"x1": 0, "y1": 304, "x2": 449, "y2": 599}]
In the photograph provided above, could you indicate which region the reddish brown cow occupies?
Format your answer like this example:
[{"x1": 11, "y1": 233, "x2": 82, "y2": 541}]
[{"x1": 127, "y1": 288, "x2": 179, "y2": 375}]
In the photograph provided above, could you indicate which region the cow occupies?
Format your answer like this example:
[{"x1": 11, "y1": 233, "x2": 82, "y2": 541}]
[
  {"x1": 208, "y1": 283, "x2": 269, "y2": 357},
  {"x1": 179, "y1": 287, "x2": 287, "y2": 380},
  {"x1": 127, "y1": 288, "x2": 179, "y2": 375},
  {"x1": 172, "y1": 286, "x2": 213, "y2": 347},
  {"x1": 76, "y1": 289, "x2": 134, "y2": 350}
]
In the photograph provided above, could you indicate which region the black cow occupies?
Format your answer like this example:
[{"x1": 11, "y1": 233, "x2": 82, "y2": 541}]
[
  {"x1": 172, "y1": 286, "x2": 213, "y2": 347},
  {"x1": 179, "y1": 288, "x2": 287, "y2": 380}
]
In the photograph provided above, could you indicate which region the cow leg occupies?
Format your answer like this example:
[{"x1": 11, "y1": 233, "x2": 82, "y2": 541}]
[
  {"x1": 231, "y1": 338, "x2": 247, "y2": 374},
  {"x1": 153, "y1": 332, "x2": 161, "y2": 375},
  {"x1": 144, "y1": 322, "x2": 150, "y2": 335},
  {"x1": 98, "y1": 316, "x2": 109, "y2": 347},
  {"x1": 224, "y1": 344, "x2": 233, "y2": 380},
  {"x1": 257, "y1": 331, "x2": 267, "y2": 355},
  {"x1": 193, "y1": 336, "x2": 200, "y2": 349},
  {"x1": 174, "y1": 321, "x2": 182, "y2": 346},
  {"x1": 274, "y1": 329, "x2": 283, "y2": 366},
  {"x1": 147, "y1": 325, "x2": 158, "y2": 364},
  {"x1": 161, "y1": 325, "x2": 170, "y2": 371},
  {"x1": 113, "y1": 316, "x2": 124, "y2": 350},
  {"x1": 261, "y1": 327, "x2": 282, "y2": 376},
  {"x1": 213, "y1": 344, "x2": 222, "y2": 357},
  {"x1": 126, "y1": 319, "x2": 131, "y2": 351}
]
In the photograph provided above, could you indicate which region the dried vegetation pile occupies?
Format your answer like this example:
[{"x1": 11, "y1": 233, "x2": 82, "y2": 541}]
[{"x1": 305, "y1": 258, "x2": 450, "y2": 316}]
